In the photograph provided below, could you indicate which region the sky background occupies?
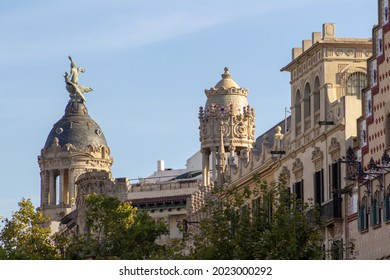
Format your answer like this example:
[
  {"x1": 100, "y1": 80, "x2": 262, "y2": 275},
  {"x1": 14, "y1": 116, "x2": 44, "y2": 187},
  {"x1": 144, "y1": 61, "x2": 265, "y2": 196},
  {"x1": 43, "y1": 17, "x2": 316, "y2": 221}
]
[{"x1": 0, "y1": 0, "x2": 376, "y2": 219}]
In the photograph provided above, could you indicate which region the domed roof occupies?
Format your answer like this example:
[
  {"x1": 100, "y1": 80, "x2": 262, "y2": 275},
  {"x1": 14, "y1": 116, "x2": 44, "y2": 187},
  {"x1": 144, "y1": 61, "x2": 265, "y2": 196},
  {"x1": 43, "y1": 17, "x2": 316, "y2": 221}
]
[
  {"x1": 214, "y1": 67, "x2": 240, "y2": 89},
  {"x1": 44, "y1": 100, "x2": 108, "y2": 149},
  {"x1": 204, "y1": 67, "x2": 249, "y2": 110}
]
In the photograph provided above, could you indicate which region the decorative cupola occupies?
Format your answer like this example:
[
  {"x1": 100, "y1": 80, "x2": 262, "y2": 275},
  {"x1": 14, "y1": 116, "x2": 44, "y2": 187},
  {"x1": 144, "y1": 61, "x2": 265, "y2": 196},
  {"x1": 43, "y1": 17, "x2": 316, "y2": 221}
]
[
  {"x1": 37, "y1": 56, "x2": 113, "y2": 231},
  {"x1": 199, "y1": 67, "x2": 255, "y2": 187}
]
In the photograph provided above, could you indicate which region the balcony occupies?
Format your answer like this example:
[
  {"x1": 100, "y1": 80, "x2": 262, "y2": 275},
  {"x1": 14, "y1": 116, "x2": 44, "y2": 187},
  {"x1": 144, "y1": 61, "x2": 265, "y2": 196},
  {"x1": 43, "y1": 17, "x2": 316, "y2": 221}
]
[{"x1": 321, "y1": 198, "x2": 343, "y2": 225}]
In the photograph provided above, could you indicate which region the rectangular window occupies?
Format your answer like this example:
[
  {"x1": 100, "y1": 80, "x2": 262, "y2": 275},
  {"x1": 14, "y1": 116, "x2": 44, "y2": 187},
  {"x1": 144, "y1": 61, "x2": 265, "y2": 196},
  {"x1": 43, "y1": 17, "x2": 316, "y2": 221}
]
[
  {"x1": 329, "y1": 162, "x2": 341, "y2": 200},
  {"x1": 384, "y1": 195, "x2": 390, "y2": 222},
  {"x1": 331, "y1": 239, "x2": 344, "y2": 260},
  {"x1": 370, "y1": 200, "x2": 381, "y2": 227},
  {"x1": 293, "y1": 180, "x2": 304, "y2": 202},
  {"x1": 313, "y1": 169, "x2": 324, "y2": 206},
  {"x1": 358, "y1": 207, "x2": 368, "y2": 232}
]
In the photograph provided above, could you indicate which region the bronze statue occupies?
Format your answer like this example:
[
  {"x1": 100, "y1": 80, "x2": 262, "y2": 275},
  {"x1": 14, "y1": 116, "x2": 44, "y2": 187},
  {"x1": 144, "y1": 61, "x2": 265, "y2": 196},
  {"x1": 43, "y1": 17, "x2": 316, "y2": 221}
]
[{"x1": 64, "y1": 56, "x2": 93, "y2": 102}]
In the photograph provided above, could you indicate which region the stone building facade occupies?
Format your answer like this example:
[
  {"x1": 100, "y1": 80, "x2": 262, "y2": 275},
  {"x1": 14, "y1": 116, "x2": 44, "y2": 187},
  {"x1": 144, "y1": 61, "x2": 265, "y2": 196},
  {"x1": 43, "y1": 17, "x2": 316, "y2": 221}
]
[
  {"x1": 192, "y1": 24, "x2": 372, "y2": 259},
  {"x1": 39, "y1": 5, "x2": 390, "y2": 259},
  {"x1": 350, "y1": 0, "x2": 390, "y2": 260}
]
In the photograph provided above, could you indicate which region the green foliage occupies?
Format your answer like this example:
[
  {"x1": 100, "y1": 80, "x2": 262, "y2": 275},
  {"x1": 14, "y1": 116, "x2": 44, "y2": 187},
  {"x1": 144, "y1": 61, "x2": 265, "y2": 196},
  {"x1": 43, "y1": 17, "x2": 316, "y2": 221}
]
[
  {"x1": 184, "y1": 177, "x2": 324, "y2": 260},
  {"x1": 0, "y1": 198, "x2": 58, "y2": 260},
  {"x1": 57, "y1": 193, "x2": 168, "y2": 259}
]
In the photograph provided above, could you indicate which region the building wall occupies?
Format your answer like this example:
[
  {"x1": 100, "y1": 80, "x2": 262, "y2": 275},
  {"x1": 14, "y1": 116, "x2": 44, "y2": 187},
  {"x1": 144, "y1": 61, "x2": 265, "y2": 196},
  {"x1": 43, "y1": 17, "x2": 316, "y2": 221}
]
[
  {"x1": 225, "y1": 24, "x2": 371, "y2": 258},
  {"x1": 349, "y1": 0, "x2": 390, "y2": 260}
]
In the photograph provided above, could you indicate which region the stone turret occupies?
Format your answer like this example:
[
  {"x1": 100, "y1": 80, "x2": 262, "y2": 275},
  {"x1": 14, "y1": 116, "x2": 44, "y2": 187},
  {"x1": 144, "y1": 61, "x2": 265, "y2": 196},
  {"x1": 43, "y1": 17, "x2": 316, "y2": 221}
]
[{"x1": 198, "y1": 67, "x2": 255, "y2": 187}]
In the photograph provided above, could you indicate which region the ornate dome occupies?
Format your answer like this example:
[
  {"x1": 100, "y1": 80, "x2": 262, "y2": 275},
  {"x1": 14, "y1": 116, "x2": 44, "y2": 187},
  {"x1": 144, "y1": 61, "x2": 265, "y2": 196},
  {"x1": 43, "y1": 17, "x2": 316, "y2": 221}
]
[
  {"x1": 44, "y1": 100, "x2": 108, "y2": 150},
  {"x1": 214, "y1": 67, "x2": 240, "y2": 89},
  {"x1": 204, "y1": 67, "x2": 249, "y2": 111}
]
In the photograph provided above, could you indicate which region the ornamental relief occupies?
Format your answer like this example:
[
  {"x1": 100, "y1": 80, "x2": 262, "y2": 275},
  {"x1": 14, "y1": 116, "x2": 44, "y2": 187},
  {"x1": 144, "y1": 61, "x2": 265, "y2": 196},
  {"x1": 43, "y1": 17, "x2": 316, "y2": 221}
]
[
  {"x1": 311, "y1": 147, "x2": 323, "y2": 164},
  {"x1": 213, "y1": 122, "x2": 231, "y2": 138},
  {"x1": 201, "y1": 125, "x2": 210, "y2": 139},
  {"x1": 328, "y1": 137, "x2": 341, "y2": 162},
  {"x1": 292, "y1": 158, "x2": 303, "y2": 174},
  {"x1": 233, "y1": 122, "x2": 247, "y2": 138}
]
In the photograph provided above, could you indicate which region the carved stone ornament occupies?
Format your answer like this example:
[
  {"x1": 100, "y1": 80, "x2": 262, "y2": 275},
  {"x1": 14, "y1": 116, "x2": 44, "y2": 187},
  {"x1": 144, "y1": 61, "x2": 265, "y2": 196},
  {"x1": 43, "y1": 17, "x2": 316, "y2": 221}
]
[
  {"x1": 311, "y1": 147, "x2": 323, "y2": 162},
  {"x1": 311, "y1": 147, "x2": 324, "y2": 171},
  {"x1": 292, "y1": 158, "x2": 303, "y2": 172},
  {"x1": 292, "y1": 158, "x2": 304, "y2": 180},
  {"x1": 328, "y1": 137, "x2": 341, "y2": 161}
]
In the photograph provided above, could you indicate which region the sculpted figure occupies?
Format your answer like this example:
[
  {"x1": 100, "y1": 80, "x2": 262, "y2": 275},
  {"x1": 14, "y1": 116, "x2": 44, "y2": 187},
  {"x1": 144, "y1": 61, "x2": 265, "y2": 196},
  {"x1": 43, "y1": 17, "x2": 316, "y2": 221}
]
[
  {"x1": 64, "y1": 56, "x2": 93, "y2": 102},
  {"x1": 273, "y1": 126, "x2": 284, "y2": 151}
]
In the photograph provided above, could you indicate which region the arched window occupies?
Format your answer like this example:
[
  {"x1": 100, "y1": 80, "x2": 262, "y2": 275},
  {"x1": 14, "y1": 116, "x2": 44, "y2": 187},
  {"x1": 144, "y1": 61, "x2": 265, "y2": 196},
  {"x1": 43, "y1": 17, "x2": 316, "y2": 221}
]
[
  {"x1": 370, "y1": 190, "x2": 381, "y2": 226},
  {"x1": 384, "y1": 186, "x2": 390, "y2": 222},
  {"x1": 304, "y1": 83, "x2": 311, "y2": 118},
  {"x1": 295, "y1": 90, "x2": 301, "y2": 135},
  {"x1": 358, "y1": 196, "x2": 368, "y2": 231},
  {"x1": 346, "y1": 72, "x2": 366, "y2": 99},
  {"x1": 313, "y1": 77, "x2": 320, "y2": 122}
]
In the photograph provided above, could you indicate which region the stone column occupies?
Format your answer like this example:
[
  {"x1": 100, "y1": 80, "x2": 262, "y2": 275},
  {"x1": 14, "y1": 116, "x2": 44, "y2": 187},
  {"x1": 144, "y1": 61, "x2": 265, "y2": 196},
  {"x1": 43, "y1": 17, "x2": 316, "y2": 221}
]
[
  {"x1": 59, "y1": 169, "x2": 65, "y2": 206},
  {"x1": 228, "y1": 145, "x2": 236, "y2": 175},
  {"x1": 40, "y1": 171, "x2": 48, "y2": 206},
  {"x1": 211, "y1": 146, "x2": 217, "y2": 182},
  {"x1": 49, "y1": 170, "x2": 56, "y2": 205},
  {"x1": 202, "y1": 148, "x2": 210, "y2": 187},
  {"x1": 69, "y1": 169, "x2": 75, "y2": 207}
]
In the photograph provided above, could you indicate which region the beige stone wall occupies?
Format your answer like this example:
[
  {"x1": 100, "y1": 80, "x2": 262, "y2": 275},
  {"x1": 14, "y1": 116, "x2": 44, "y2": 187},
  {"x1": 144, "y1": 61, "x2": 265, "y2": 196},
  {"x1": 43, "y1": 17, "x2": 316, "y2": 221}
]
[
  {"x1": 350, "y1": 217, "x2": 390, "y2": 259},
  {"x1": 350, "y1": 1, "x2": 390, "y2": 260},
  {"x1": 225, "y1": 24, "x2": 371, "y2": 258},
  {"x1": 127, "y1": 179, "x2": 200, "y2": 242}
]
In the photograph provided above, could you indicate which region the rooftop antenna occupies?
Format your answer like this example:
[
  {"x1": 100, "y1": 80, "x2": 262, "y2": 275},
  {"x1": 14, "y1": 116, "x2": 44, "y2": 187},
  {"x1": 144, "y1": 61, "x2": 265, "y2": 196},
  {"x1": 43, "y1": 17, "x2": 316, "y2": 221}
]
[{"x1": 284, "y1": 107, "x2": 291, "y2": 133}]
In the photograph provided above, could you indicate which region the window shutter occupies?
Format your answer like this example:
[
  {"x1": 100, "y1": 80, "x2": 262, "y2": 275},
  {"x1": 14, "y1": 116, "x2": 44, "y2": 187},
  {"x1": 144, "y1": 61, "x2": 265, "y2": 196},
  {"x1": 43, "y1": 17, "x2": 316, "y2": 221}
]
[
  {"x1": 313, "y1": 172, "x2": 318, "y2": 205},
  {"x1": 337, "y1": 161, "x2": 341, "y2": 190},
  {"x1": 363, "y1": 207, "x2": 368, "y2": 230},
  {"x1": 358, "y1": 207, "x2": 362, "y2": 231},
  {"x1": 320, "y1": 169, "x2": 324, "y2": 203},
  {"x1": 384, "y1": 197, "x2": 390, "y2": 221},
  {"x1": 328, "y1": 164, "x2": 332, "y2": 199},
  {"x1": 370, "y1": 201, "x2": 375, "y2": 227}
]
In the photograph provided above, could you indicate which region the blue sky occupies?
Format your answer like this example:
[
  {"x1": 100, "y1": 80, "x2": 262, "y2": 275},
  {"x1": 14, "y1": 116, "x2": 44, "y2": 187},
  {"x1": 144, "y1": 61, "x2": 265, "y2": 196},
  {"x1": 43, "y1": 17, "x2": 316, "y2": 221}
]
[{"x1": 0, "y1": 0, "x2": 376, "y2": 219}]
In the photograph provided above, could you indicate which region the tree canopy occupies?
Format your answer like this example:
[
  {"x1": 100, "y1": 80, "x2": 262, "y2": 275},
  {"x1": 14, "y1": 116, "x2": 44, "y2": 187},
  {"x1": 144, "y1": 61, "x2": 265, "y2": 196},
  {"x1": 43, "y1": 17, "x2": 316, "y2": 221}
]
[
  {"x1": 56, "y1": 193, "x2": 168, "y2": 259},
  {"x1": 0, "y1": 198, "x2": 58, "y2": 260},
  {"x1": 184, "y1": 177, "x2": 324, "y2": 260},
  {"x1": 1, "y1": 178, "x2": 329, "y2": 260}
]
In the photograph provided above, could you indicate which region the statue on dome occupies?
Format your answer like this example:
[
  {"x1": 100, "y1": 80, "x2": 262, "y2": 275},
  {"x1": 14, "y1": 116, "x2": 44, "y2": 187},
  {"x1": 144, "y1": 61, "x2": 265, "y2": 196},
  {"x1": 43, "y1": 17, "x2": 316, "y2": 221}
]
[{"x1": 64, "y1": 56, "x2": 93, "y2": 103}]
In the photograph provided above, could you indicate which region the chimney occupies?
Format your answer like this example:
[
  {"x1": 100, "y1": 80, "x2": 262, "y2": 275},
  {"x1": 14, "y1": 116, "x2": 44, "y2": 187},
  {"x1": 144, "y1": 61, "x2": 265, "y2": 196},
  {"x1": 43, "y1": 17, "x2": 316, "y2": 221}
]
[{"x1": 157, "y1": 160, "x2": 165, "y2": 172}]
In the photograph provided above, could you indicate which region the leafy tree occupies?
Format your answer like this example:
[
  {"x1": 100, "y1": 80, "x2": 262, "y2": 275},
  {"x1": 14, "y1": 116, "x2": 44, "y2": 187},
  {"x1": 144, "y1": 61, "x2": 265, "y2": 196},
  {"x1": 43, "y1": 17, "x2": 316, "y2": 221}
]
[
  {"x1": 56, "y1": 193, "x2": 168, "y2": 259},
  {"x1": 0, "y1": 198, "x2": 58, "y2": 260},
  {"x1": 184, "y1": 176, "x2": 324, "y2": 260}
]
